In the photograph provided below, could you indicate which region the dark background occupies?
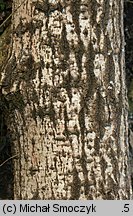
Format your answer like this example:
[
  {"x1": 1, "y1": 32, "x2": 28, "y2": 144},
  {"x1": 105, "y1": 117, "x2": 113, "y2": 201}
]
[{"x1": 0, "y1": 0, "x2": 133, "y2": 199}]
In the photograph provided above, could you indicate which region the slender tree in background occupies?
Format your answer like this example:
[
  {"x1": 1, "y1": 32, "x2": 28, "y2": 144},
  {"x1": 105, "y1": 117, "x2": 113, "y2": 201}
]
[{"x1": 0, "y1": 0, "x2": 132, "y2": 199}]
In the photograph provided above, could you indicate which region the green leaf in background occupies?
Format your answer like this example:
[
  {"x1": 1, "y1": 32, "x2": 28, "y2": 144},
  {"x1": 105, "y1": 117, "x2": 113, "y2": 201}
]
[{"x1": 0, "y1": 0, "x2": 6, "y2": 11}]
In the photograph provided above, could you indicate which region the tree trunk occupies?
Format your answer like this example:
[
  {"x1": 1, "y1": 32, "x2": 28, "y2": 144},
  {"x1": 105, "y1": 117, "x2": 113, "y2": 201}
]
[{"x1": 1, "y1": 0, "x2": 132, "y2": 199}]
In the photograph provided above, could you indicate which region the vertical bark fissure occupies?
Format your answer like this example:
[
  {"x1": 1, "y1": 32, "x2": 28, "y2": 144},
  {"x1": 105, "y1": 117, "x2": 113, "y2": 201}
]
[{"x1": 0, "y1": 0, "x2": 131, "y2": 199}]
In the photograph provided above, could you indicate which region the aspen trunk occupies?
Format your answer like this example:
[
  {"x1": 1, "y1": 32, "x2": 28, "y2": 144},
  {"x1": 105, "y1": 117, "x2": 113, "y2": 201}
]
[{"x1": 1, "y1": 0, "x2": 132, "y2": 199}]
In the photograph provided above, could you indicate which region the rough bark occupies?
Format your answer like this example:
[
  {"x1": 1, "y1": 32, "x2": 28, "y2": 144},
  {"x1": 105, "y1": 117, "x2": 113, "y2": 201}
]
[{"x1": 0, "y1": 0, "x2": 132, "y2": 199}]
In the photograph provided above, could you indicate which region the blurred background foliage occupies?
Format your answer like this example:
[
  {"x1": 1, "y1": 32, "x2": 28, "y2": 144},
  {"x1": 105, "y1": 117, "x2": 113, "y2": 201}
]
[
  {"x1": 0, "y1": 0, "x2": 6, "y2": 11},
  {"x1": 0, "y1": 0, "x2": 12, "y2": 79},
  {"x1": 0, "y1": 0, "x2": 13, "y2": 200},
  {"x1": 124, "y1": 1, "x2": 133, "y2": 127}
]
